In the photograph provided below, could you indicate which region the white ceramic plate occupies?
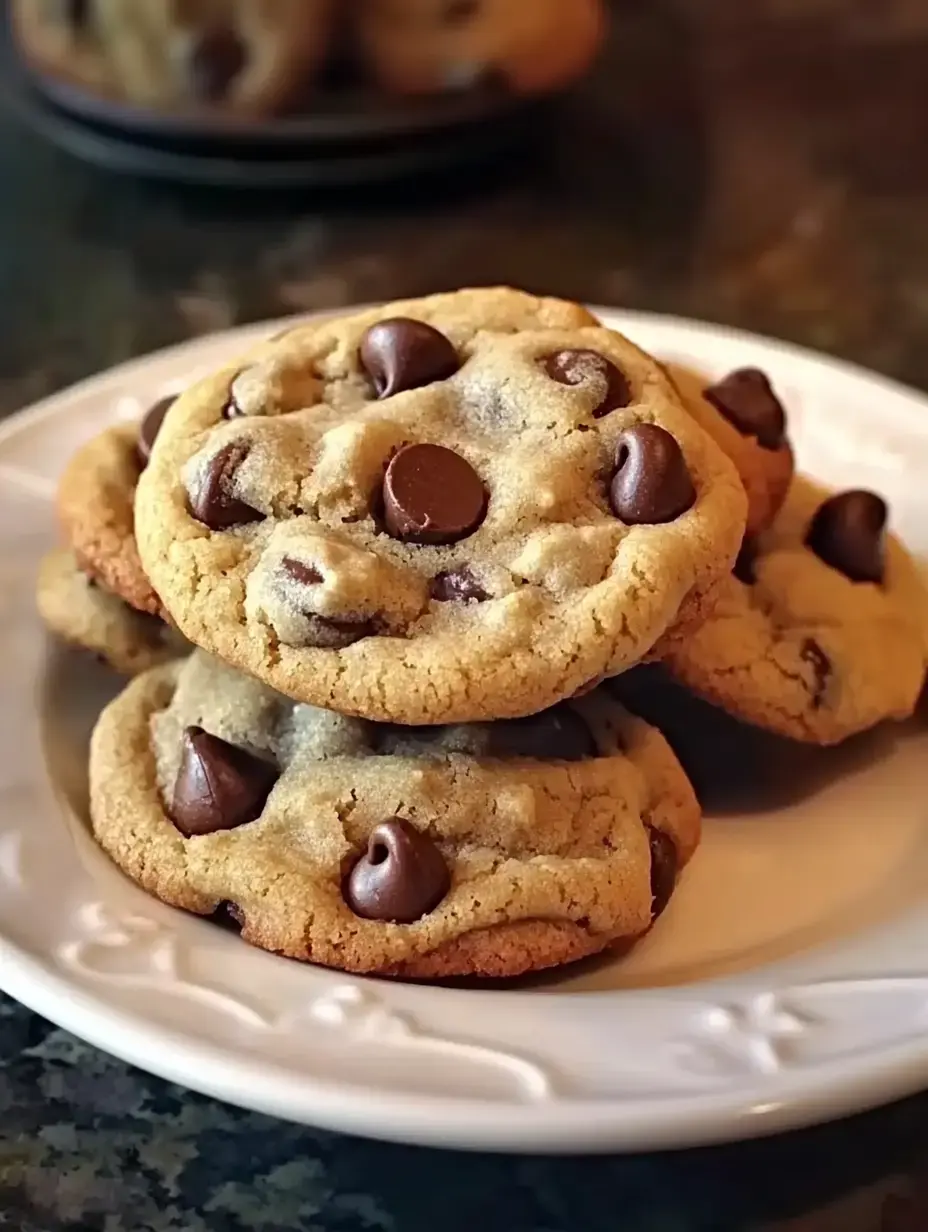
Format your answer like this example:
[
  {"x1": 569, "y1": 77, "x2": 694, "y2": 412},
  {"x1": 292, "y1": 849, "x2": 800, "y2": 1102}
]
[{"x1": 2, "y1": 308, "x2": 928, "y2": 1155}]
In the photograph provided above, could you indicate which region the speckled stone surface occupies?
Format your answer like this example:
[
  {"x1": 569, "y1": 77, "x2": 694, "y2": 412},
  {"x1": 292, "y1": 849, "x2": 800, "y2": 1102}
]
[{"x1": 5, "y1": 1, "x2": 928, "y2": 1226}]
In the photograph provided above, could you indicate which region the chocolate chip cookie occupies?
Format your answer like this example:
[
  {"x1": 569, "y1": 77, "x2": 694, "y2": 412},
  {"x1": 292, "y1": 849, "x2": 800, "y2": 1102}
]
[
  {"x1": 659, "y1": 477, "x2": 928, "y2": 743},
  {"x1": 663, "y1": 362, "x2": 795, "y2": 539},
  {"x1": 12, "y1": 0, "x2": 332, "y2": 116},
  {"x1": 57, "y1": 396, "x2": 175, "y2": 617},
  {"x1": 135, "y1": 287, "x2": 747, "y2": 724},
  {"x1": 89, "y1": 650, "x2": 701, "y2": 978},
  {"x1": 356, "y1": 0, "x2": 605, "y2": 96},
  {"x1": 37, "y1": 548, "x2": 186, "y2": 675}
]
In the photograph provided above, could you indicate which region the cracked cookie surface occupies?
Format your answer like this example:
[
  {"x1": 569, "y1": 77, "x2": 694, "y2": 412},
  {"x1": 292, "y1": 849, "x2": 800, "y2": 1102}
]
[
  {"x1": 135, "y1": 287, "x2": 747, "y2": 724},
  {"x1": 658, "y1": 477, "x2": 928, "y2": 743},
  {"x1": 37, "y1": 548, "x2": 187, "y2": 675},
  {"x1": 89, "y1": 651, "x2": 700, "y2": 978},
  {"x1": 12, "y1": 0, "x2": 332, "y2": 116},
  {"x1": 663, "y1": 361, "x2": 794, "y2": 539}
]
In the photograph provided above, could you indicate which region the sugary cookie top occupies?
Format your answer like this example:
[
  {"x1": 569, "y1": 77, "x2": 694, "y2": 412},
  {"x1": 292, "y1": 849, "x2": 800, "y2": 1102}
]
[
  {"x1": 89, "y1": 650, "x2": 699, "y2": 976},
  {"x1": 661, "y1": 477, "x2": 928, "y2": 743},
  {"x1": 136, "y1": 287, "x2": 746, "y2": 723}
]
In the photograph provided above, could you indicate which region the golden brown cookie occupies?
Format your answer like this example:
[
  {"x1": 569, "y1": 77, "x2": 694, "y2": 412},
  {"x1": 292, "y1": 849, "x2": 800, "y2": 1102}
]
[
  {"x1": 135, "y1": 286, "x2": 747, "y2": 725},
  {"x1": 89, "y1": 651, "x2": 701, "y2": 979},
  {"x1": 57, "y1": 411, "x2": 169, "y2": 616},
  {"x1": 663, "y1": 362, "x2": 795, "y2": 539},
  {"x1": 12, "y1": 0, "x2": 332, "y2": 116},
  {"x1": 37, "y1": 548, "x2": 187, "y2": 675},
  {"x1": 658, "y1": 477, "x2": 928, "y2": 743},
  {"x1": 356, "y1": 0, "x2": 605, "y2": 97}
]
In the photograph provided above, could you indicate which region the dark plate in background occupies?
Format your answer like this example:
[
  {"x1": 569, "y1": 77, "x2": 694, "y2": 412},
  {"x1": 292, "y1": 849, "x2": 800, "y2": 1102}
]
[{"x1": 0, "y1": 11, "x2": 541, "y2": 187}]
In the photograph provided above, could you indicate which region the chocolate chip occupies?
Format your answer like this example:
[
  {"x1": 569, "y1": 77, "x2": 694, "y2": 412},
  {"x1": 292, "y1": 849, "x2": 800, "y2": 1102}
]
[
  {"x1": 805, "y1": 489, "x2": 887, "y2": 584},
  {"x1": 137, "y1": 395, "x2": 175, "y2": 467},
  {"x1": 282, "y1": 558, "x2": 323, "y2": 586},
  {"x1": 345, "y1": 817, "x2": 450, "y2": 923},
  {"x1": 485, "y1": 705, "x2": 597, "y2": 761},
  {"x1": 443, "y1": 0, "x2": 480, "y2": 20},
  {"x1": 800, "y1": 637, "x2": 831, "y2": 709},
  {"x1": 542, "y1": 349, "x2": 631, "y2": 419},
  {"x1": 359, "y1": 318, "x2": 459, "y2": 399},
  {"x1": 703, "y1": 368, "x2": 787, "y2": 450},
  {"x1": 281, "y1": 557, "x2": 375, "y2": 648},
  {"x1": 383, "y1": 443, "x2": 487, "y2": 545},
  {"x1": 733, "y1": 537, "x2": 757, "y2": 584},
  {"x1": 212, "y1": 900, "x2": 246, "y2": 934},
  {"x1": 647, "y1": 825, "x2": 678, "y2": 919},
  {"x1": 188, "y1": 26, "x2": 247, "y2": 102},
  {"x1": 170, "y1": 727, "x2": 278, "y2": 838},
  {"x1": 429, "y1": 567, "x2": 489, "y2": 603},
  {"x1": 610, "y1": 424, "x2": 696, "y2": 524},
  {"x1": 63, "y1": 0, "x2": 89, "y2": 30},
  {"x1": 187, "y1": 442, "x2": 263, "y2": 530}
]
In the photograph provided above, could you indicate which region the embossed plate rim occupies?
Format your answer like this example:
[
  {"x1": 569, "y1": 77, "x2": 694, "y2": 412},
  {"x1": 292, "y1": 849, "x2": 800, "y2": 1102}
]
[{"x1": 2, "y1": 306, "x2": 928, "y2": 1152}]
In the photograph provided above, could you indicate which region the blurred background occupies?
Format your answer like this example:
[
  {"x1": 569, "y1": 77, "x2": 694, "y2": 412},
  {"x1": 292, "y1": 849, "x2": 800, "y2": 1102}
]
[
  {"x1": 3, "y1": 0, "x2": 927, "y2": 414},
  {"x1": 4, "y1": 2, "x2": 928, "y2": 1229}
]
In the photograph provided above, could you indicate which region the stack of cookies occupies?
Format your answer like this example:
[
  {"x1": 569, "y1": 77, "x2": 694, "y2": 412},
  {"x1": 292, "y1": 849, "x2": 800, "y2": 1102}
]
[
  {"x1": 36, "y1": 288, "x2": 928, "y2": 980},
  {"x1": 13, "y1": 0, "x2": 606, "y2": 116}
]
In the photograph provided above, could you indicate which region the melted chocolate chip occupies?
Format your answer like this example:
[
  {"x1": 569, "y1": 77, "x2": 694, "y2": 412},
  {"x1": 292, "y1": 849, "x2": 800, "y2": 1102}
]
[
  {"x1": 805, "y1": 489, "x2": 887, "y2": 584},
  {"x1": 359, "y1": 318, "x2": 459, "y2": 399},
  {"x1": 188, "y1": 26, "x2": 247, "y2": 102},
  {"x1": 485, "y1": 705, "x2": 597, "y2": 761},
  {"x1": 170, "y1": 727, "x2": 278, "y2": 838},
  {"x1": 800, "y1": 638, "x2": 831, "y2": 709},
  {"x1": 63, "y1": 0, "x2": 89, "y2": 30},
  {"x1": 703, "y1": 368, "x2": 787, "y2": 450},
  {"x1": 647, "y1": 825, "x2": 678, "y2": 919},
  {"x1": 212, "y1": 901, "x2": 246, "y2": 934},
  {"x1": 610, "y1": 424, "x2": 696, "y2": 524},
  {"x1": 187, "y1": 442, "x2": 264, "y2": 530},
  {"x1": 542, "y1": 349, "x2": 631, "y2": 418},
  {"x1": 429, "y1": 567, "x2": 489, "y2": 603},
  {"x1": 281, "y1": 557, "x2": 376, "y2": 648},
  {"x1": 733, "y1": 537, "x2": 757, "y2": 584},
  {"x1": 137, "y1": 395, "x2": 175, "y2": 466},
  {"x1": 383, "y1": 443, "x2": 487, "y2": 545},
  {"x1": 443, "y1": 0, "x2": 480, "y2": 21},
  {"x1": 282, "y1": 558, "x2": 323, "y2": 586},
  {"x1": 345, "y1": 818, "x2": 450, "y2": 923}
]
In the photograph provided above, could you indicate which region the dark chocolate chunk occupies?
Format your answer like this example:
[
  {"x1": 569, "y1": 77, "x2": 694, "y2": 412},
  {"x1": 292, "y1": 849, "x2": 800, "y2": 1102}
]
[
  {"x1": 186, "y1": 442, "x2": 263, "y2": 530},
  {"x1": 703, "y1": 368, "x2": 787, "y2": 449},
  {"x1": 359, "y1": 318, "x2": 459, "y2": 399},
  {"x1": 64, "y1": 0, "x2": 89, "y2": 30},
  {"x1": 170, "y1": 727, "x2": 278, "y2": 838},
  {"x1": 647, "y1": 825, "x2": 678, "y2": 919},
  {"x1": 805, "y1": 489, "x2": 887, "y2": 584},
  {"x1": 188, "y1": 25, "x2": 247, "y2": 102},
  {"x1": 429, "y1": 567, "x2": 489, "y2": 603},
  {"x1": 543, "y1": 349, "x2": 631, "y2": 418},
  {"x1": 733, "y1": 537, "x2": 757, "y2": 585},
  {"x1": 443, "y1": 0, "x2": 480, "y2": 21},
  {"x1": 137, "y1": 395, "x2": 175, "y2": 466},
  {"x1": 345, "y1": 817, "x2": 450, "y2": 923},
  {"x1": 486, "y1": 705, "x2": 597, "y2": 761},
  {"x1": 383, "y1": 442, "x2": 487, "y2": 545},
  {"x1": 610, "y1": 424, "x2": 696, "y2": 524},
  {"x1": 280, "y1": 557, "x2": 375, "y2": 648}
]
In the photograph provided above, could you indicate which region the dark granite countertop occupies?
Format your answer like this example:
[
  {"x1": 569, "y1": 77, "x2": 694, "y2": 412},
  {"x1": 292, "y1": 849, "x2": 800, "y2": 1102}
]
[{"x1": 4, "y1": 3, "x2": 928, "y2": 1228}]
